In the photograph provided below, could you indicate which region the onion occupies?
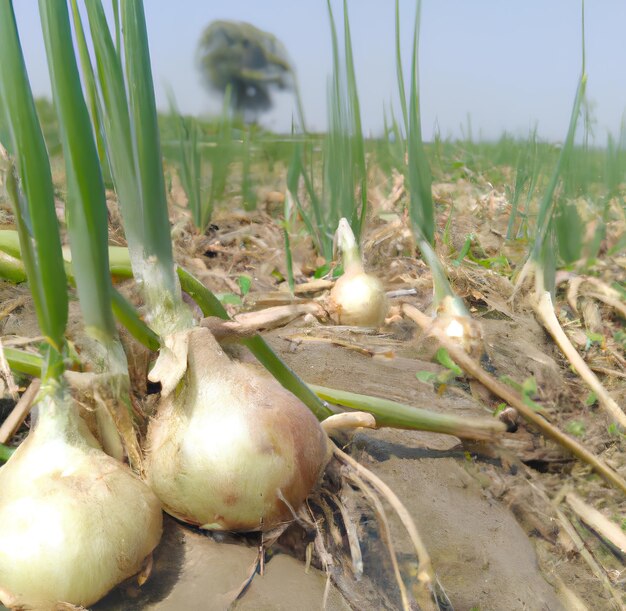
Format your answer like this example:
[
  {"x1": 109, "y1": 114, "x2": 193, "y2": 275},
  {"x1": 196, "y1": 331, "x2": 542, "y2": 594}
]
[
  {"x1": 145, "y1": 326, "x2": 331, "y2": 532},
  {"x1": 329, "y1": 270, "x2": 388, "y2": 326},
  {"x1": 328, "y1": 218, "x2": 388, "y2": 327},
  {"x1": 0, "y1": 386, "x2": 163, "y2": 610},
  {"x1": 434, "y1": 295, "x2": 484, "y2": 357}
]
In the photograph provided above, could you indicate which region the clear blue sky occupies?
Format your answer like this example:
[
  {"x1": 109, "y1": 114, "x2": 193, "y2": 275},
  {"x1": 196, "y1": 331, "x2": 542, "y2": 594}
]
[{"x1": 12, "y1": 1, "x2": 626, "y2": 142}]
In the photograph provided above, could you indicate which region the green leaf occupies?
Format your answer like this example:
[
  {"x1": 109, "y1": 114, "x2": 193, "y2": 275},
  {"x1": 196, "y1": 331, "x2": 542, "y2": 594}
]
[
  {"x1": 282, "y1": 194, "x2": 296, "y2": 295},
  {"x1": 607, "y1": 423, "x2": 623, "y2": 438},
  {"x1": 453, "y1": 235, "x2": 473, "y2": 266},
  {"x1": 69, "y1": 0, "x2": 111, "y2": 184},
  {"x1": 565, "y1": 420, "x2": 586, "y2": 437},
  {"x1": 499, "y1": 375, "x2": 522, "y2": 392},
  {"x1": 521, "y1": 395, "x2": 544, "y2": 412},
  {"x1": 416, "y1": 370, "x2": 438, "y2": 383},
  {"x1": 415, "y1": 229, "x2": 466, "y2": 313},
  {"x1": 323, "y1": 0, "x2": 366, "y2": 254},
  {"x1": 271, "y1": 269, "x2": 285, "y2": 282},
  {"x1": 341, "y1": 0, "x2": 367, "y2": 240},
  {"x1": 237, "y1": 274, "x2": 252, "y2": 296},
  {"x1": 310, "y1": 382, "x2": 504, "y2": 438},
  {"x1": 585, "y1": 331, "x2": 604, "y2": 346},
  {"x1": 436, "y1": 369, "x2": 457, "y2": 386},
  {"x1": 3, "y1": 347, "x2": 43, "y2": 377},
  {"x1": 122, "y1": 0, "x2": 172, "y2": 266},
  {"x1": 314, "y1": 263, "x2": 331, "y2": 279},
  {"x1": 207, "y1": 91, "x2": 234, "y2": 215},
  {"x1": 555, "y1": 200, "x2": 584, "y2": 264},
  {"x1": 111, "y1": 290, "x2": 160, "y2": 352},
  {"x1": 286, "y1": 141, "x2": 321, "y2": 256},
  {"x1": 85, "y1": 0, "x2": 190, "y2": 336},
  {"x1": 0, "y1": 0, "x2": 68, "y2": 379},
  {"x1": 435, "y1": 347, "x2": 463, "y2": 376},
  {"x1": 83, "y1": 0, "x2": 143, "y2": 259},
  {"x1": 0, "y1": 443, "x2": 15, "y2": 463},
  {"x1": 168, "y1": 97, "x2": 204, "y2": 228},
  {"x1": 331, "y1": 264, "x2": 344, "y2": 279},
  {"x1": 122, "y1": 1, "x2": 183, "y2": 317},
  {"x1": 241, "y1": 128, "x2": 255, "y2": 212},
  {"x1": 0, "y1": 229, "x2": 159, "y2": 354},
  {"x1": 217, "y1": 293, "x2": 242, "y2": 306},
  {"x1": 40, "y1": 0, "x2": 117, "y2": 341},
  {"x1": 394, "y1": 0, "x2": 408, "y2": 134},
  {"x1": 468, "y1": 253, "x2": 510, "y2": 271},
  {"x1": 405, "y1": 0, "x2": 435, "y2": 245},
  {"x1": 0, "y1": 250, "x2": 26, "y2": 283},
  {"x1": 493, "y1": 403, "x2": 507, "y2": 417},
  {"x1": 521, "y1": 376, "x2": 538, "y2": 398},
  {"x1": 584, "y1": 391, "x2": 597, "y2": 407}
]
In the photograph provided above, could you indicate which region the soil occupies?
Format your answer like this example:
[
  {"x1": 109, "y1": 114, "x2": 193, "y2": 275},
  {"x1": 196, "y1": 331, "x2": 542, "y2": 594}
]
[
  {"x1": 262, "y1": 327, "x2": 599, "y2": 610},
  {"x1": 93, "y1": 517, "x2": 350, "y2": 611}
]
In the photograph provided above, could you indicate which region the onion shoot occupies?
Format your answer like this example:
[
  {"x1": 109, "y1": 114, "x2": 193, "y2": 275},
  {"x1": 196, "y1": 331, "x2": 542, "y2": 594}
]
[
  {"x1": 394, "y1": 0, "x2": 481, "y2": 355},
  {"x1": 0, "y1": 4, "x2": 163, "y2": 607}
]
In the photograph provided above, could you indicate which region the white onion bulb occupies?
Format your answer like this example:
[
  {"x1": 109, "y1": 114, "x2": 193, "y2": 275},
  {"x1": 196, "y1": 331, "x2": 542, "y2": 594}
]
[
  {"x1": 145, "y1": 327, "x2": 331, "y2": 532},
  {"x1": 0, "y1": 388, "x2": 163, "y2": 610},
  {"x1": 328, "y1": 218, "x2": 388, "y2": 327},
  {"x1": 329, "y1": 269, "x2": 388, "y2": 326}
]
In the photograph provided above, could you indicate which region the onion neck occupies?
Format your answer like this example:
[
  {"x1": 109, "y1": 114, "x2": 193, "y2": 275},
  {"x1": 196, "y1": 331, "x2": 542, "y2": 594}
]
[
  {"x1": 31, "y1": 381, "x2": 97, "y2": 450},
  {"x1": 142, "y1": 263, "x2": 194, "y2": 337},
  {"x1": 150, "y1": 326, "x2": 233, "y2": 403},
  {"x1": 417, "y1": 236, "x2": 470, "y2": 318},
  {"x1": 40, "y1": 343, "x2": 65, "y2": 386},
  {"x1": 335, "y1": 217, "x2": 364, "y2": 274}
]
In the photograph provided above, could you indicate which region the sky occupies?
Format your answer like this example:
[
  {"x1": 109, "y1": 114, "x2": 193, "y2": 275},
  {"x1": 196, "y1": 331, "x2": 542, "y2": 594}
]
[{"x1": 11, "y1": 1, "x2": 626, "y2": 143}]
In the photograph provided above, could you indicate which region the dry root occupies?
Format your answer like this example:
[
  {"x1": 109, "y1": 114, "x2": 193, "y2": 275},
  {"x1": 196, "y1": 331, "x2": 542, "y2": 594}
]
[
  {"x1": 65, "y1": 371, "x2": 143, "y2": 473},
  {"x1": 200, "y1": 302, "x2": 326, "y2": 343},
  {"x1": 0, "y1": 378, "x2": 39, "y2": 445},
  {"x1": 533, "y1": 290, "x2": 626, "y2": 429},
  {"x1": 321, "y1": 411, "x2": 376, "y2": 435},
  {"x1": 303, "y1": 441, "x2": 451, "y2": 611},
  {"x1": 561, "y1": 272, "x2": 626, "y2": 321}
]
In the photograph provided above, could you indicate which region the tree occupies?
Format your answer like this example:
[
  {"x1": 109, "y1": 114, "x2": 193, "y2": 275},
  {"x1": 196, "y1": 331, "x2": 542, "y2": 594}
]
[{"x1": 197, "y1": 20, "x2": 304, "y2": 126}]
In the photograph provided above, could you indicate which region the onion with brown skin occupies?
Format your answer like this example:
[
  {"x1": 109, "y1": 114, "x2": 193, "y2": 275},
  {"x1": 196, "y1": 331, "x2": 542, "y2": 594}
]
[
  {"x1": 0, "y1": 386, "x2": 163, "y2": 610},
  {"x1": 145, "y1": 326, "x2": 332, "y2": 532}
]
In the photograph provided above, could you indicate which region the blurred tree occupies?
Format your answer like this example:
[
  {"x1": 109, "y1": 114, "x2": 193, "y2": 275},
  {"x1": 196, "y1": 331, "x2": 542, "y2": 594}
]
[{"x1": 197, "y1": 20, "x2": 304, "y2": 127}]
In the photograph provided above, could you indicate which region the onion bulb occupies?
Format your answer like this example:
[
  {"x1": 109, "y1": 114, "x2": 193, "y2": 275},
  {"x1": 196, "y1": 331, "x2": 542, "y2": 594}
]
[
  {"x1": 328, "y1": 218, "x2": 388, "y2": 327},
  {"x1": 145, "y1": 326, "x2": 331, "y2": 532},
  {"x1": 0, "y1": 386, "x2": 163, "y2": 610},
  {"x1": 434, "y1": 295, "x2": 484, "y2": 357}
]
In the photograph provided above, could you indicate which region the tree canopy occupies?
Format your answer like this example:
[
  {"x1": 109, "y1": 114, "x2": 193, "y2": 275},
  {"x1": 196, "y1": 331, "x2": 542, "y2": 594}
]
[{"x1": 197, "y1": 20, "x2": 297, "y2": 124}]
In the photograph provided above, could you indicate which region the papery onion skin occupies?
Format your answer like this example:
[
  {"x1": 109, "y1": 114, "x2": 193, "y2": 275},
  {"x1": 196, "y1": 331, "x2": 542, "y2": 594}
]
[
  {"x1": 0, "y1": 392, "x2": 163, "y2": 610},
  {"x1": 146, "y1": 327, "x2": 332, "y2": 532},
  {"x1": 329, "y1": 270, "x2": 388, "y2": 327}
]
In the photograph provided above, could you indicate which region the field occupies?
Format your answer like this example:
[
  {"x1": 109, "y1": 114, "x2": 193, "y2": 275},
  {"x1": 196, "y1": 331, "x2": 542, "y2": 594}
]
[
  {"x1": 0, "y1": 2, "x2": 625, "y2": 610},
  {"x1": 1, "y1": 112, "x2": 624, "y2": 609}
]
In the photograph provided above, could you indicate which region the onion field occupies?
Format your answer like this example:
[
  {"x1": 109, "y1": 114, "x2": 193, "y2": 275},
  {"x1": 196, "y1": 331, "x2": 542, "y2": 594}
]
[{"x1": 0, "y1": 1, "x2": 624, "y2": 609}]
